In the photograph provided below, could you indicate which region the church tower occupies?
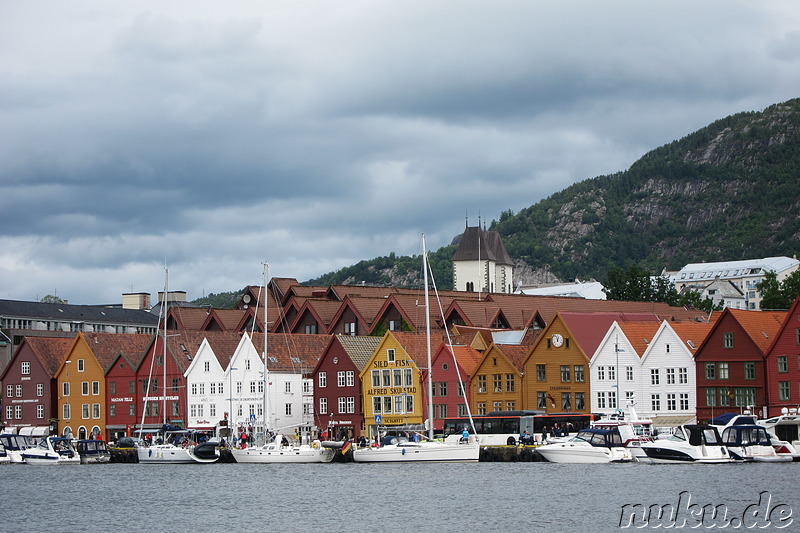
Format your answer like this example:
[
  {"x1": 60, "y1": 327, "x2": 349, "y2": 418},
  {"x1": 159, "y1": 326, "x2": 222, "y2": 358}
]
[{"x1": 451, "y1": 219, "x2": 514, "y2": 294}]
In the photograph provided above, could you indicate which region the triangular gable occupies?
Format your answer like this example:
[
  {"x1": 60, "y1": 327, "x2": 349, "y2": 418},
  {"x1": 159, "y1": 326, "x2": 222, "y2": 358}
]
[{"x1": 1, "y1": 336, "x2": 74, "y2": 380}]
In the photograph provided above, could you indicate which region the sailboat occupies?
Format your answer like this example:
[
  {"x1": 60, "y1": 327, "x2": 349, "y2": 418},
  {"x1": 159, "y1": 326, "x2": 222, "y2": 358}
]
[
  {"x1": 351, "y1": 235, "x2": 480, "y2": 463},
  {"x1": 231, "y1": 263, "x2": 335, "y2": 464},
  {"x1": 136, "y1": 269, "x2": 219, "y2": 464}
]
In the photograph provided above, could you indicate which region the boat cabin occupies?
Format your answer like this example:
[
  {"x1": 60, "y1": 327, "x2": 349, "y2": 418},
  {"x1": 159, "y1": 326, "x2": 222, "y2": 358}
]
[{"x1": 573, "y1": 428, "x2": 625, "y2": 447}]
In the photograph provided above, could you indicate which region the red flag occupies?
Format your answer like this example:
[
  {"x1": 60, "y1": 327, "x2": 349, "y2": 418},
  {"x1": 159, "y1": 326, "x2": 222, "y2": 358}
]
[{"x1": 341, "y1": 441, "x2": 352, "y2": 454}]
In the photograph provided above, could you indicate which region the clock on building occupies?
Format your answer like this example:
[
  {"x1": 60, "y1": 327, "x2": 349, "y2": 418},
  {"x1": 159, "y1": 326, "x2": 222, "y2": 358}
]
[{"x1": 552, "y1": 333, "x2": 564, "y2": 347}]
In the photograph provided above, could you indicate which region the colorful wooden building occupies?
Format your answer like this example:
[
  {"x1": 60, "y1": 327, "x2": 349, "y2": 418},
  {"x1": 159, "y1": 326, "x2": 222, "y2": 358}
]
[{"x1": 764, "y1": 297, "x2": 800, "y2": 417}]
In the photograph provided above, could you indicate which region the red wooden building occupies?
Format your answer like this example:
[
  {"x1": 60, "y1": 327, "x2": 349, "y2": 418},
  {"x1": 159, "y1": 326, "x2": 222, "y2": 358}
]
[{"x1": 764, "y1": 297, "x2": 800, "y2": 417}]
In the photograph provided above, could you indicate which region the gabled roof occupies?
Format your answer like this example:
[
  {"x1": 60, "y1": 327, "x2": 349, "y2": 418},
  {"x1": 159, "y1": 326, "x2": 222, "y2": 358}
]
[
  {"x1": 616, "y1": 322, "x2": 662, "y2": 357},
  {"x1": 493, "y1": 343, "x2": 529, "y2": 373},
  {"x1": 252, "y1": 332, "x2": 331, "y2": 373},
  {"x1": 726, "y1": 309, "x2": 787, "y2": 353},
  {"x1": 390, "y1": 331, "x2": 443, "y2": 369},
  {"x1": 435, "y1": 344, "x2": 483, "y2": 376},
  {"x1": 75, "y1": 332, "x2": 152, "y2": 372},
  {"x1": 288, "y1": 299, "x2": 342, "y2": 333},
  {"x1": 560, "y1": 312, "x2": 661, "y2": 358},
  {"x1": 668, "y1": 322, "x2": 714, "y2": 355},
  {"x1": 167, "y1": 307, "x2": 249, "y2": 332},
  {"x1": 328, "y1": 296, "x2": 386, "y2": 332},
  {"x1": 2, "y1": 336, "x2": 74, "y2": 379},
  {"x1": 334, "y1": 335, "x2": 383, "y2": 371}
]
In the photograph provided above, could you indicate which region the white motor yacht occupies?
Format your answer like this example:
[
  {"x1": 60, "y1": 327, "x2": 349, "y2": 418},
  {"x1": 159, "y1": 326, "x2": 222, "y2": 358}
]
[
  {"x1": 232, "y1": 435, "x2": 335, "y2": 463},
  {"x1": 21, "y1": 436, "x2": 80, "y2": 465},
  {"x1": 639, "y1": 425, "x2": 733, "y2": 463},
  {"x1": 536, "y1": 427, "x2": 633, "y2": 463}
]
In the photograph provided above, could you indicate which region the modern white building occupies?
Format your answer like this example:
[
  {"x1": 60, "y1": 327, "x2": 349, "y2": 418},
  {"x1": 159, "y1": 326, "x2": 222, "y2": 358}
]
[
  {"x1": 668, "y1": 256, "x2": 799, "y2": 310},
  {"x1": 517, "y1": 280, "x2": 606, "y2": 300}
]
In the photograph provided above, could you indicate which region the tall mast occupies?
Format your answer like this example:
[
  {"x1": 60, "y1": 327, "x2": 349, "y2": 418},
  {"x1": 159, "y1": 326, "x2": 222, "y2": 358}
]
[
  {"x1": 162, "y1": 268, "x2": 168, "y2": 426},
  {"x1": 262, "y1": 262, "x2": 270, "y2": 436},
  {"x1": 423, "y1": 234, "x2": 434, "y2": 441}
]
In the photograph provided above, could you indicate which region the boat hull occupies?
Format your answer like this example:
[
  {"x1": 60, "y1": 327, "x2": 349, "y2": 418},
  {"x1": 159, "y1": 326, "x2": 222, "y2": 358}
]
[
  {"x1": 352, "y1": 442, "x2": 479, "y2": 463},
  {"x1": 22, "y1": 451, "x2": 80, "y2": 465},
  {"x1": 640, "y1": 444, "x2": 733, "y2": 464},
  {"x1": 137, "y1": 444, "x2": 217, "y2": 464},
  {"x1": 536, "y1": 442, "x2": 632, "y2": 464},
  {"x1": 231, "y1": 446, "x2": 334, "y2": 463}
]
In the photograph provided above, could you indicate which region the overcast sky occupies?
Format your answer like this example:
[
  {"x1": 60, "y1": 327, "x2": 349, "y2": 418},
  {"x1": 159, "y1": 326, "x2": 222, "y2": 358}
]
[{"x1": 1, "y1": 1, "x2": 799, "y2": 305}]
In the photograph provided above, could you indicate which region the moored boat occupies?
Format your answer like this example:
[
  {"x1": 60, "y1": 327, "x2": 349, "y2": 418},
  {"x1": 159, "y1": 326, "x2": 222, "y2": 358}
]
[
  {"x1": 720, "y1": 425, "x2": 791, "y2": 463},
  {"x1": 76, "y1": 439, "x2": 111, "y2": 464},
  {"x1": 0, "y1": 433, "x2": 35, "y2": 464},
  {"x1": 21, "y1": 436, "x2": 80, "y2": 465},
  {"x1": 352, "y1": 434, "x2": 480, "y2": 463},
  {"x1": 639, "y1": 425, "x2": 733, "y2": 464},
  {"x1": 536, "y1": 427, "x2": 633, "y2": 463},
  {"x1": 232, "y1": 435, "x2": 335, "y2": 463},
  {"x1": 758, "y1": 408, "x2": 800, "y2": 461}
]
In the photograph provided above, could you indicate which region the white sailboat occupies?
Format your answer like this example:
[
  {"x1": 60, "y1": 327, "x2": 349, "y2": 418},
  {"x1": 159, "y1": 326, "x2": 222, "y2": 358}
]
[
  {"x1": 137, "y1": 268, "x2": 219, "y2": 464},
  {"x1": 352, "y1": 235, "x2": 480, "y2": 463},
  {"x1": 231, "y1": 263, "x2": 335, "y2": 464}
]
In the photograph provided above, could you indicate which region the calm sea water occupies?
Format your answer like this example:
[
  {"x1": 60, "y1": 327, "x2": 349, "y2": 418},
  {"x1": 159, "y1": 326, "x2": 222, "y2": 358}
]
[{"x1": 1, "y1": 462, "x2": 798, "y2": 532}]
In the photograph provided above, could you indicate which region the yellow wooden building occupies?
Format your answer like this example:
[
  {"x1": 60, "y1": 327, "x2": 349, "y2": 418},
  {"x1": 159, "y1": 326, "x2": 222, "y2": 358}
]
[
  {"x1": 469, "y1": 343, "x2": 527, "y2": 415},
  {"x1": 359, "y1": 331, "x2": 429, "y2": 438}
]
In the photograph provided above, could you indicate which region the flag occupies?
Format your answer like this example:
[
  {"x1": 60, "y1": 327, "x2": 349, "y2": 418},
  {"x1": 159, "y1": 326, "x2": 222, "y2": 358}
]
[{"x1": 341, "y1": 441, "x2": 352, "y2": 454}]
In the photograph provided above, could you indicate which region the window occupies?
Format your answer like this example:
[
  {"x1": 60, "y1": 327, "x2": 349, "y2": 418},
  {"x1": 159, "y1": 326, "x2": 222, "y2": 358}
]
[
  {"x1": 744, "y1": 362, "x2": 756, "y2": 380},
  {"x1": 705, "y1": 363, "x2": 716, "y2": 380},
  {"x1": 92, "y1": 404, "x2": 100, "y2": 418},
  {"x1": 505, "y1": 374, "x2": 515, "y2": 392},
  {"x1": 382, "y1": 370, "x2": 391, "y2": 387},
  {"x1": 318, "y1": 372, "x2": 327, "y2": 388},
  {"x1": 305, "y1": 324, "x2": 317, "y2": 334},
  {"x1": 576, "y1": 392, "x2": 585, "y2": 410},
  {"x1": 560, "y1": 365, "x2": 571, "y2": 382},
  {"x1": 574, "y1": 365, "x2": 584, "y2": 382},
  {"x1": 191, "y1": 383, "x2": 198, "y2": 395},
  {"x1": 92, "y1": 381, "x2": 100, "y2": 395},
  {"x1": 404, "y1": 369, "x2": 413, "y2": 387},
  {"x1": 173, "y1": 402, "x2": 181, "y2": 416},
  {"x1": 82, "y1": 404, "x2": 90, "y2": 419},
  {"x1": 129, "y1": 380, "x2": 135, "y2": 394},
  {"x1": 129, "y1": 404, "x2": 136, "y2": 417},
  {"x1": 6, "y1": 385, "x2": 12, "y2": 398},
  {"x1": 666, "y1": 393, "x2": 676, "y2": 411},
  {"x1": 338, "y1": 397, "x2": 347, "y2": 414},
  {"x1": 387, "y1": 349, "x2": 395, "y2": 362},
  {"x1": 597, "y1": 392, "x2": 607, "y2": 409},
  {"x1": 437, "y1": 404, "x2": 448, "y2": 419},
  {"x1": 156, "y1": 355, "x2": 163, "y2": 367},
  {"x1": 598, "y1": 366, "x2": 606, "y2": 380},
  {"x1": 719, "y1": 387, "x2": 730, "y2": 407},
  {"x1": 204, "y1": 361, "x2": 210, "y2": 372},
  {"x1": 109, "y1": 381, "x2": 116, "y2": 395},
  {"x1": 626, "y1": 366, "x2": 634, "y2": 381},
  {"x1": 250, "y1": 381, "x2": 256, "y2": 394},
  {"x1": 151, "y1": 379, "x2": 158, "y2": 393},
  {"x1": 779, "y1": 381, "x2": 790, "y2": 401},
  {"x1": 536, "y1": 364, "x2": 546, "y2": 381},
  {"x1": 477, "y1": 403, "x2": 486, "y2": 415},
  {"x1": 210, "y1": 382, "x2": 216, "y2": 395},
  {"x1": 383, "y1": 396, "x2": 392, "y2": 414},
  {"x1": 346, "y1": 371, "x2": 355, "y2": 387},
  {"x1": 679, "y1": 393, "x2": 689, "y2": 411},
  {"x1": 77, "y1": 359, "x2": 85, "y2": 371},
  {"x1": 608, "y1": 367, "x2": 616, "y2": 382},
  {"x1": 347, "y1": 397, "x2": 355, "y2": 413},
  {"x1": 778, "y1": 356, "x2": 788, "y2": 373},
  {"x1": 236, "y1": 381, "x2": 242, "y2": 394},
  {"x1": 651, "y1": 394, "x2": 661, "y2": 411},
  {"x1": 477, "y1": 375, "x2": 487, "y2": 393},
  {"x1": 82, "y1": 382, "x2": 89, "y2": 396},
  {"x1": 21, "y1": 361, "x2": 30, "y2": 374},
  {"x1": 285, "y1": 403, "x2": 292, "y2": 416},
  {"x1": 666, "y1": 368, "x2": 675, "y2": 385},
  {"x1": 393, "y1": 369, "x2": 402, "y2": 387},
  {"x1": 679, "y1": 368, "x2": 688, "y2": 384},
  {"x1": 608, "y1": 391, "x2": 617, "y2": 409},
  {"x1": 493, "y1": 374, "x2": 502, "y2": 392},
  {"x1": 561, "y1": 393, "x2": 571, "y2": 411},
  {"x1": 14, "y1": 405, "x2": 22, "y2": 419},
  {"x1": 650, "y1": 369, "x2": 660, "y2": 386},
  {"x1": 344, "y1": 322, "x2": 356, "y2": 335},
  {"x1": 718, "y1": 362, "x2": 729, "y2": 380},
  {"x1": 37, "y1": 404, "x2": 45, "y2": 419},
  {"x1": 15, "y1": 384, "x2": 22, "y2": 397},
  {"x1": 285, "y1": 382, "x2": 291, "y2": 393},
  {"x1": 218, "y1": 382, "x2": 224, "y2": 395},
  {"x1": 439, "y1": 382, "x2": 448, "y2": 396},
  {"x1": 245, "y1": 359, "x2": 251, "y2": 370},
  {"x1": 706, "y1": 388, "x2": 717, "y2": 407},
  {"x1": 723, "y1": 332, "x2": 734, "y2": 348},
  {"x1": 734, "y1": 388, "x2": 756, "y2": 407},
  {"x1": 319, "y1": 397, "x2": 328, "y2": 415},
  {"x1": 37, "y1": 383, "x2": 44, "y2": 396},
  {"x1": 537, "y1": 392, "x2": 547, "y2": 409},
  {"x1": 337, "y1": 371, "x2": 346, "y2": 387}
]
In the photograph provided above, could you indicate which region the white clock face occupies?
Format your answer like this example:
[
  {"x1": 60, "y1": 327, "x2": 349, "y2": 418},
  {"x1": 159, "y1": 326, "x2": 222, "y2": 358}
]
[{"x1": 552, "y1": 334, "x2": 564, "y2": 347}]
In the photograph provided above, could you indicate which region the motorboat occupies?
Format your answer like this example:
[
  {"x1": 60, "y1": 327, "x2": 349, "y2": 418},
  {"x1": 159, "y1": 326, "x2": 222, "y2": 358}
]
[
  {"x1": 21, "y1": 436, "x2": 80, "y2": 465},
  {"x1": 232, "y1": 434, "x2": 335, "y2": 463},
  {"x1": 76, "y1": 439, "x2": 112, "y2": 464},
  {"x1": 352, "y1": 434, "x2": 480, "y2": 463},
  {"x1": 0, "y1": 433, "x2": 35, "y2": 464},
  {"x1": 720, "y1": 425, "x2": 791, "y2": 463},
  {"x1": 758, "y1": 408, "x2": 800, "y2": 461},
  {"x1": 639, "y1": 425, "x2": 733, "y2": 463},
  {"x1": 0, "y1": 441, "x2": 10, "y2": 465},
  {"x1": 535, "y1": 428, "x2": 633, "y2": 463},
  {"x1": 592, "y1": 401, "x2": 655, "y2": 462}
]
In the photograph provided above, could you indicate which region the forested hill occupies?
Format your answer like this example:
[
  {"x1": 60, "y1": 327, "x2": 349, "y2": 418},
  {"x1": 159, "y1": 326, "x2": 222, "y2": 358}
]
[{"x1": 308, "y1": 98, "x2": 800, "y2": 290}]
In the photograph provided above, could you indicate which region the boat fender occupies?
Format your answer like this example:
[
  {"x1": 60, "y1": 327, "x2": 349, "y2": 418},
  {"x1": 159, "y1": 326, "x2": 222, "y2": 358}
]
[
  {"x1": 402, "y1": 448, "x2": 406, "y2": 455},
  {"x1": 311, "y1": 441, "x2": 320, "y2": 449}
]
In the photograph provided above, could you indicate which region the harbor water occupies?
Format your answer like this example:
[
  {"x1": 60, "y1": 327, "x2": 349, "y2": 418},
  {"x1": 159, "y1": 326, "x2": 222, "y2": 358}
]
[{"x1": 2, "y1": 462, "x2": 798, "y2": 532}]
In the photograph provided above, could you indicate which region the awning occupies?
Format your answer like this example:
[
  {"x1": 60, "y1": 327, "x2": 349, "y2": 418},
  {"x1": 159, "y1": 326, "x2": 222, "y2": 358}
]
[
  {"x1": 188, "y1": 427, "x2": 215, "y2": 431},
  {"x1": 19, "y1": 426, "x2": 50, "y2": 437},
  {"x1": 651, "y1": 415, "x2": 696, "y2": 427}
]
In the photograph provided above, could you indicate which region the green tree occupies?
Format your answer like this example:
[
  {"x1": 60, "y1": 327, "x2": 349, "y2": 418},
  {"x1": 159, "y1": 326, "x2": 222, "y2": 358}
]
[
  {"x1": 757, "y1": 270, "x2": 800, "y2": 310},
  {"x1": 40, "y1": 294, "x2": 65, "y2": 304},
  {"x1": 603, "y1": 264, "x2": 679, "y2": 304}
]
